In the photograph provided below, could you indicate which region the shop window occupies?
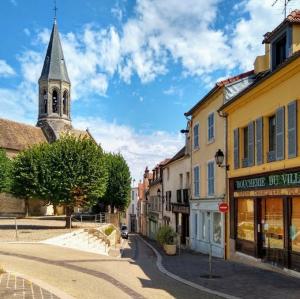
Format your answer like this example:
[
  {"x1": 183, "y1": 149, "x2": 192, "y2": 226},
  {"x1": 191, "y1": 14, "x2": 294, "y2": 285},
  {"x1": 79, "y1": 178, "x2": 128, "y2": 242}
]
[
  {"x1": 268, "y1": 115, "x2": 276, "y2": 161},
  {"x1": 237, "y1": 198, "x2": 254, "y2": 241},
  {"x1": 213, "y1": 212, "x2": 222, "y2": 244},
  {"x1": 291, "y1": 198, "x2": 300, "y2": 253}
]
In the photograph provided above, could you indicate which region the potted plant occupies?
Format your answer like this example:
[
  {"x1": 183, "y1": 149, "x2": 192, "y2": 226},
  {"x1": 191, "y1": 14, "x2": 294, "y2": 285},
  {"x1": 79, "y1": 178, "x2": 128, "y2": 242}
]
[{"x1": 156, "y1": 226, "x2": 177, "y2": 255}]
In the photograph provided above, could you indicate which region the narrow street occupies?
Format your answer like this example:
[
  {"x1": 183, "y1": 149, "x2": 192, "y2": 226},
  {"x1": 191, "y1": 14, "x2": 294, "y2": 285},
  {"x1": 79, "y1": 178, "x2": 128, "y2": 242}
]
[{"x1": 0, "y1": 235, "x2": 220, "y2": 299}]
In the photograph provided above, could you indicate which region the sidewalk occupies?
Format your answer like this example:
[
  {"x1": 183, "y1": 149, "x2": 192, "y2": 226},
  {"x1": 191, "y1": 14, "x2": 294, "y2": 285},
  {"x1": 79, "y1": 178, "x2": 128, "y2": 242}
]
[
  {"x1": 144, "y1": 237, "x2": 300, "y2": 299},
  {"x1": 0, "y1": 272, "x2": 64, "y2": 299}
]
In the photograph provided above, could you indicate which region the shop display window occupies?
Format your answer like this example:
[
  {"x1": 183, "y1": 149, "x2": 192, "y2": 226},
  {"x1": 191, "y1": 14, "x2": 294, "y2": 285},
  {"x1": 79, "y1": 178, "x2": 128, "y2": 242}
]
[
  {"x1": 237, "y1": 198, "x2": 254, "y2": 241},
  {"x1": 213, "y1": 212, "x2": 222, "y2": 244},
  {"x1": 291, "y1": 198, "x2": 300, "y2": 253}
]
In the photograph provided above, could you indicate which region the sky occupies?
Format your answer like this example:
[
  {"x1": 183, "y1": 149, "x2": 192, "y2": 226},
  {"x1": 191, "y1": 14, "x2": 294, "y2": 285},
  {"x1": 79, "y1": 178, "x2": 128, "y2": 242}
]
[{"x1": 1, "y1": 0, "x2": 300, "y2": 183}]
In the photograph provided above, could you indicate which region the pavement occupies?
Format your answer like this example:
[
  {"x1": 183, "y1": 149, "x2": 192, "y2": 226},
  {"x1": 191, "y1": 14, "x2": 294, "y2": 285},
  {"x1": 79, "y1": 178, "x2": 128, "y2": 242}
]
[
  {"x1": 0, "y1": 235, "x2": 219, "y2": 299},
  {"x1": 142, "y1": 236, "x2": 300, "y2": 299},
  {"x1": 0, "y1": 272, "x2": 62, "y2": 299}
]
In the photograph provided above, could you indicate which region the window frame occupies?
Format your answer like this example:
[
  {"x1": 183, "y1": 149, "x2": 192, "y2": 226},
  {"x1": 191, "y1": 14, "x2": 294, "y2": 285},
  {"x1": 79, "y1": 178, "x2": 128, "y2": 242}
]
[
  {"x1": 193, "y1": 165, "x2": 200, "y2": 198},
  {"x1": 207, "y1": 160, "x2": 215, "y2": 196}
]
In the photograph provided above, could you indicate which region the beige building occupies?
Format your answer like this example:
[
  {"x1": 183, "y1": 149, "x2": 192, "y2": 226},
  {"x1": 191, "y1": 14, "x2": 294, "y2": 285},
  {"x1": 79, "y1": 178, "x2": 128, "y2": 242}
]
[
  {"x1": 162, "y1": 145, "x2": 191, "y2": 246},
  {"x1": 185, "y1": 71, "x2": 254, "y2": 258}
]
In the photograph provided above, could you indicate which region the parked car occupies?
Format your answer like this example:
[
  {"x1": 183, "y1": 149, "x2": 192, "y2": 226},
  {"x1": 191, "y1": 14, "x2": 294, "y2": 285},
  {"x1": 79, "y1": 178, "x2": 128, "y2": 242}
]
[{"x1": 121, "y1": 225, "x2": 128, "y2": 239}]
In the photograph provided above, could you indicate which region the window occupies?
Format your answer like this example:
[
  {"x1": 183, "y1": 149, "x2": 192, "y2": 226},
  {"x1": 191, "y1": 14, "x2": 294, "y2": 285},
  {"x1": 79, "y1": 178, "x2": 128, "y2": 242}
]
[
  {"x1": 52, "y1": 90, "x2": 58, "y2": 113},
  {"x1": 291, "y1": 198, "x2": 300, "y2": 253},
  {"x1": 243, "y1": 126, "x2": 249, "y2": 160},
  {"x1": 193, "y1": 166, "x2": 200, "y2": 197},
  {"x1": 42, "y1": 90, "x2": 47, "y2": 114},
  {"x1": 269, "y1": 115, "x2": 276, "y2": 152},
  {"x1": 275, "y1": 35, "x2": 286, "y2": 67},
  {"x1": 132, "y1": 190, "x2": 134, "y2": 201},
  {"x1": 213, "y1": 212, "x2": 222, "y2": 244},
  {"x1": 207, "y1": 161, "x2": 214, "y2": 196},
  {"x1": 237, "y1": 198, "x2": 254, "y2": 241},
  {"x1": 186, "y1": 172, "x2": 190, "y2": 188},
  {"x1": 193, "y1": 124, "x2": 199, "y2": 149},
  {"x1": 132, "y1": 204, "x2": 134, "y2": 214},
  {"x1": 208, "y1": 113, "x2": 214, "y2": 142},
  {"x1": 63, "y1": 91, "x2": 68, "y2": 115},
  {"x1": 194, "y1": 213, "x2": 198, "y2": 238},
  {"x1": 179, "y1": 173, "x2": 183, "y2": 189}
]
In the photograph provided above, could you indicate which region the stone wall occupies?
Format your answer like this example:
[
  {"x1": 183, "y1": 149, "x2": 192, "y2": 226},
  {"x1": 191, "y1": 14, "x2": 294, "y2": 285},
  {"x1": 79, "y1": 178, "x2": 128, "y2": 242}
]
[{"x1": 0, "y1": 193, "x2": 25, "y2": 216}]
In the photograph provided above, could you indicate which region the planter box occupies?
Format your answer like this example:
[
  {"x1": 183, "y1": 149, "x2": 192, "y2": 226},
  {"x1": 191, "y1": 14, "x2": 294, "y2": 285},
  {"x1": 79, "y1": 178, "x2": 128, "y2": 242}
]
[{"x1": 163, "y1": 244, "x2": 176, "y2": 255}]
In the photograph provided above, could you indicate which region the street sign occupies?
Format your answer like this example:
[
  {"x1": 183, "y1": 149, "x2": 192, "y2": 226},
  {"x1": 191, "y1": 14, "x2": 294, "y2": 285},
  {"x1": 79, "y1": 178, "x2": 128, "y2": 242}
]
[{"x1": 219, "y1": 202, "x2": 229, "y2": 213}]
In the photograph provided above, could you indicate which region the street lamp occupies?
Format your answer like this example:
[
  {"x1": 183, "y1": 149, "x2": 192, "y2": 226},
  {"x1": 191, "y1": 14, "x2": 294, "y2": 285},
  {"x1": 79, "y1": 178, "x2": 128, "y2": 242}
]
[{"x1": 215, "y1": 149, "x2": 229, "y2": 170}]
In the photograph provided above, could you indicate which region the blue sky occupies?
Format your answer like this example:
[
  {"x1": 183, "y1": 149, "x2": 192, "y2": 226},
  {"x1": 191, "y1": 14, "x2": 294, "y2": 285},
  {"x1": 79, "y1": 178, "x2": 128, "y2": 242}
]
[{"x1": 1, "y1": 0, "x2": 300, "y2": 181}]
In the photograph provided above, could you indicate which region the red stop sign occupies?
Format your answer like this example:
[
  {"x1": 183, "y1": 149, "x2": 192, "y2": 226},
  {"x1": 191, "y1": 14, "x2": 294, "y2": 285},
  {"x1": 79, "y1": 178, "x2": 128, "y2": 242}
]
[{"x1": 219, "y1": 202, "x2": 229, "y2": 213}]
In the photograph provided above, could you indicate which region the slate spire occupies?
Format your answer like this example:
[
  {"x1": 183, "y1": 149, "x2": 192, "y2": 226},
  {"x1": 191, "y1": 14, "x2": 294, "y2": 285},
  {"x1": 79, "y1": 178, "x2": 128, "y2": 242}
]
[{"x1": 39, "y1": 20, "x2": 70, "y2": 83}]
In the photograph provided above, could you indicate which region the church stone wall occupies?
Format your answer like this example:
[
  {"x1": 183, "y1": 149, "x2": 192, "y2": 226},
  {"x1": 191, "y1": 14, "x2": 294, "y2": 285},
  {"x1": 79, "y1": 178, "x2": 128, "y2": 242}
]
[{"x1": 0, "y1": 193, "x2": 25, "y2": 216}]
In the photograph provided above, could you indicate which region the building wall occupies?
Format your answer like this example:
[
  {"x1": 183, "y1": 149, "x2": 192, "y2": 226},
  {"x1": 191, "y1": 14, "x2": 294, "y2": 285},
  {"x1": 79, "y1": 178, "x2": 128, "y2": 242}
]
[
  {"x1": 226, "y1": 59, "x2": 300, "y2": 179},
  {"x1": 163, "y1": 156, "x2": 190, "y2": 232},
  {"x1": 126, "y1": 187, "x2": 138, "y2": 232}
]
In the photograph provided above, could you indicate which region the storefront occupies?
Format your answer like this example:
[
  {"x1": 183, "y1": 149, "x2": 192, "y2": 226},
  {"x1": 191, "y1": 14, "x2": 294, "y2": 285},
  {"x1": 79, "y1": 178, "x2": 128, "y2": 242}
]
[
  {"x1": 190, "y1": 199, "x2": 224, "y2": 258},
  {"x1": 230, "y1": 169, "x2": 300, "y2": 272},
  {"x1": 171, "y1": 203, "x2": 189, "y2": 246}
]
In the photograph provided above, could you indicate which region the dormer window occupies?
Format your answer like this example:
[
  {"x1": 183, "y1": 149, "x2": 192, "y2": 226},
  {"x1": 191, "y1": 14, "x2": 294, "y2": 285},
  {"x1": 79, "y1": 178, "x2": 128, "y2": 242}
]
[{"x1": 274, "y1": 34, "x2": 286, "y2": 67}]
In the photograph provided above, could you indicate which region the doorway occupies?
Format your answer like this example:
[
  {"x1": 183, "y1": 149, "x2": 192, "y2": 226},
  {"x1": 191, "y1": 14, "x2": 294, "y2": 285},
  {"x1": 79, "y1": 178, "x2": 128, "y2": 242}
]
[{"x1": 257, "y1": 198, "x2": 284, "y2": 266}]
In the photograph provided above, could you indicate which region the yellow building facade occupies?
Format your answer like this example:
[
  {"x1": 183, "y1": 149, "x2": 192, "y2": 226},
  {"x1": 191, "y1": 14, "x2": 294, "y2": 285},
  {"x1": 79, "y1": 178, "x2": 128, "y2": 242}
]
[
  {"x1": 220, "y1": 10, "x2": 300, "y2": 272},
  {"x1": 185, "y1": 71, "x2": 254, "y2": 258}
]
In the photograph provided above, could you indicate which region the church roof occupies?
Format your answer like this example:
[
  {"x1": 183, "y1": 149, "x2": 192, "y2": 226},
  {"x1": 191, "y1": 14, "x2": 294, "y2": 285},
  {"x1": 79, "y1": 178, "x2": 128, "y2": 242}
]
[
  {"x1": 0, "y1": 118, "x2": 47, "y2": 151},
  {"x1": 39, "y1": 20, "x2": 70, "y2": 83}
]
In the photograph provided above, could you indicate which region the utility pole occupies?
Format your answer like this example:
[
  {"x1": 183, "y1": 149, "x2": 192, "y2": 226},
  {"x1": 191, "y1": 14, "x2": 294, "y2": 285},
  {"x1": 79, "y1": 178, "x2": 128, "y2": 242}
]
[{"x1": 272, "y1": 0, "x2": 291, "y2": 18}]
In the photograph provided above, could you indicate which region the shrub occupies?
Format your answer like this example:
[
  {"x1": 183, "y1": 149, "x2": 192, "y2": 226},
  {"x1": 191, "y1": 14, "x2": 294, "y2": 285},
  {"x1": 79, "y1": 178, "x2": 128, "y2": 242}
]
[
  {"x1": 156, "y1": 226, "x2": 177, "y2": 245},
  {"x1": 104, "y1": 226, "x2": 115, "y2": 236}
]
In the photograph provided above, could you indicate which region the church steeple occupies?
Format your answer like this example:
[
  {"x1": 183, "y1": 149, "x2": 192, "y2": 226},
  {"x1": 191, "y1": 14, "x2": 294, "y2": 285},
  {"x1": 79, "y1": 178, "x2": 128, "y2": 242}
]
[
  {"x1": 37, "y1": 19, "x2": 72, "y2": 142},
  {"x1": 39, "y1": 21, "x2": 70, "y2": 83}
]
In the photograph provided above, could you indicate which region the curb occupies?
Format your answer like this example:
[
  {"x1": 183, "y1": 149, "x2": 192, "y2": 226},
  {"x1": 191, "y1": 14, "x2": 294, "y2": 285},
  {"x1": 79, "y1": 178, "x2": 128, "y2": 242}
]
[
  {"x1": 137, "y1": 235, "x2": 240, "y2": 299},
  {"x1": 7, "y1": 271, "x2": 75, "y2": 299}
]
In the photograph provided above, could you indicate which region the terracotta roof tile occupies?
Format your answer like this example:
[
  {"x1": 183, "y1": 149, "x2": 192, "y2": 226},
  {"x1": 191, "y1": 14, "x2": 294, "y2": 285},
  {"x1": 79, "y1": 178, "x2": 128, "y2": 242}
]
[
  {"x1": 216, "y1": 70, "x2": 254, "y2": 87},
  {"x1": 0, "y1": 118, "x2": 47, "y2": 151}
]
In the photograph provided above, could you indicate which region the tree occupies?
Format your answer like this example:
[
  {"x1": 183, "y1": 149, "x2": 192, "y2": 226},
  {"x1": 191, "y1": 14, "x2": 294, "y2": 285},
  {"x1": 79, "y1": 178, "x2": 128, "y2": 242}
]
[
  {"x1": 0, "y1": 149, "x2": 12, "y2": 193},
  {"x1": 12, "y1": 143, "x2": 50, "y2": 216},
  {"x1": 12, "y1": 135, "x2": 108, "y2": 227},
  {"x1": 102, "y1": 153, "x2": 131, "y2": 212}
]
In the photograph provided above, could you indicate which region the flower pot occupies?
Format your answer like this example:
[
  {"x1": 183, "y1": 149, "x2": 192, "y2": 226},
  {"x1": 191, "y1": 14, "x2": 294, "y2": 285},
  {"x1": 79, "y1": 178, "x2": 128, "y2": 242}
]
[{"x1": 163, "y1": 244, "x2": 176, "y2": 255}]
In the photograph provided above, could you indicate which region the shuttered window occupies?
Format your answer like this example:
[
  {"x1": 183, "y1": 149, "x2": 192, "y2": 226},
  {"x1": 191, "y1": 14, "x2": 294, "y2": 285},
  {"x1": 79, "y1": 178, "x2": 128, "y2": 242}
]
[
  {"x1": 234, "y1": 129, "x2": 239, "y2": 169},
  {"x1": 248, "y1": 122, "x2": 255, "y2": 166},
  {"x1": 207, "y1": 161, "x2": 214, "y2": 196},
  {"x1": 208, "y1": 113, "x2": 214, "y2": 142},
  {"x1": 193, "y1": 166, "x2": 200, "y2": 197},
  {"x1": 193, "y1": 124, "x2": 199, "y2": 149},
  {"x1": 288, "y1": 100, "x2": 297, "y2": 158},
  {"x1": 256, "y1": 117, "x2": 263, "y2": 165},
  {"x1": 276, "y1": 107, "x2": 285, "y2": 160}
]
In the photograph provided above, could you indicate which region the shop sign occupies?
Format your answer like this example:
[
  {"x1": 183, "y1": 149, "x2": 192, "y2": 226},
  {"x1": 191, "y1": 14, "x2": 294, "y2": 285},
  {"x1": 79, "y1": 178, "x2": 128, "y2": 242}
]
[
  {"x1": 171, "y1": 203, "x2": 190, "y2": 214},
  {"x1": 234, "y1": 171, "x2": 300, "y2": 191},
  {"x1": 234, "y1": 187, "x2": 300, "y2": 197}
]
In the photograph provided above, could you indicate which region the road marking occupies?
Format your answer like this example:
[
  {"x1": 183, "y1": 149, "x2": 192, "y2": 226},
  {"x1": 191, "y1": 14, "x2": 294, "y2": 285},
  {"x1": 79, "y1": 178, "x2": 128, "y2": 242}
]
[{"x1": 137, "y1": 235, "x2": 241, "y2": 299}]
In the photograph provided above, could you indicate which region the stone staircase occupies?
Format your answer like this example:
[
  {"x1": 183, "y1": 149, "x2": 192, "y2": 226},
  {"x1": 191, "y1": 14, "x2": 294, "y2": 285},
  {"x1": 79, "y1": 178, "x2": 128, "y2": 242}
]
[{"x1": 41, "y1": 228, "x2": 109, "y2": 255}]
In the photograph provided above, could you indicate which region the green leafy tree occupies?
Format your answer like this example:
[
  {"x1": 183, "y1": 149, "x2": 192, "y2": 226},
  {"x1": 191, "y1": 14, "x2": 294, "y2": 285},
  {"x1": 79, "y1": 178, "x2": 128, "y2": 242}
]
[
  {"x1": 0, "y1": 149, "x2": 12, "y2": 193},
  {"x1": 12, "y1": 135, "x2": 108, "y2": 226},
  {"x1": 102, "y1": 153, "x2": 131, "y2": 212}
]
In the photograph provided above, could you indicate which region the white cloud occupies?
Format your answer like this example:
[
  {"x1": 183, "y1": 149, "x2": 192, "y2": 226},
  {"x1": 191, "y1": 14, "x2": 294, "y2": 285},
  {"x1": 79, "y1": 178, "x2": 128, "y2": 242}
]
[
  {"x1": 0, "y1": 60, "x2": 15, "y2": 77},
  {"x1": 73, "y1": 117, "x2": 184, "y2": 181}
]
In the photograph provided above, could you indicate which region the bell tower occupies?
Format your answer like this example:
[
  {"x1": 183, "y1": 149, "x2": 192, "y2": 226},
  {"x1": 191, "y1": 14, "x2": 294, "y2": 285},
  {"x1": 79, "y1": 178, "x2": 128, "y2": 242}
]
[{"x1": 37, "y1": 18, "x2": 72, "y2": 141}]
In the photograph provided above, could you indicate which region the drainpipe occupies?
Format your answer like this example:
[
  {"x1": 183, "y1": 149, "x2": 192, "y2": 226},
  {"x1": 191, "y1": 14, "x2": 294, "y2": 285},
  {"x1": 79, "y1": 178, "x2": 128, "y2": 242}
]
[{"x1": 218, "y1": 110, "x2": 228, "y2": 260}]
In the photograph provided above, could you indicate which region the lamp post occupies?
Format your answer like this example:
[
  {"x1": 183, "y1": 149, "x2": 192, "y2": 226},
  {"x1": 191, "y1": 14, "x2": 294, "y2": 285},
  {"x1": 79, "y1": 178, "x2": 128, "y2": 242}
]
[{"x1": 215, "y1": 149, "x2": 229, "y2": 170}]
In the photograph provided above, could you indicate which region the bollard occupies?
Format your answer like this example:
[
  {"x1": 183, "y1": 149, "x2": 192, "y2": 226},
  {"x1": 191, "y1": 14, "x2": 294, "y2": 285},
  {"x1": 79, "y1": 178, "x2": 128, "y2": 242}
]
[{"x1": 15, "y1": 218, "x2": 18, "y2": 241}]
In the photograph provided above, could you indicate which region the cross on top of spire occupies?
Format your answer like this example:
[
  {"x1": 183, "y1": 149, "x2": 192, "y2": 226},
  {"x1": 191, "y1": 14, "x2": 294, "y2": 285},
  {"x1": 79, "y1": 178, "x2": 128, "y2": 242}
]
[{"x1": 53, "y1": 0, "x2": 58, "y2": 22}]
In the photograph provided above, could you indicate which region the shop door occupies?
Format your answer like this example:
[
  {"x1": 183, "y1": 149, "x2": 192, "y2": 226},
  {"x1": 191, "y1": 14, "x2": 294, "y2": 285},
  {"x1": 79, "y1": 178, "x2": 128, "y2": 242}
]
[{"x1": 257, "y1": 198, "x2": 284, "y2": 266}]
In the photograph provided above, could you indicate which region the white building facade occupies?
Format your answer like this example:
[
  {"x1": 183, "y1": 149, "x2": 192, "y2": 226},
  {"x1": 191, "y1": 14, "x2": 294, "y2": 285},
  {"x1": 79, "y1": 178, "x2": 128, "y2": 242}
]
[{"x1": 126, "y1": 187, "x2": 139, "y2": 232}]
